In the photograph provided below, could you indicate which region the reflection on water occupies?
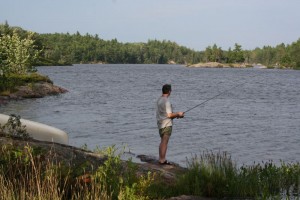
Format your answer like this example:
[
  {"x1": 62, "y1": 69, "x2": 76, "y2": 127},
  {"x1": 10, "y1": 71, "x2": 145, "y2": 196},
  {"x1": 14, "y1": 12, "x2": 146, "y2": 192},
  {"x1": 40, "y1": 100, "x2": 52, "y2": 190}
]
[{"x1": 1, "y1": 64, "x2": 300, "y2": 166}]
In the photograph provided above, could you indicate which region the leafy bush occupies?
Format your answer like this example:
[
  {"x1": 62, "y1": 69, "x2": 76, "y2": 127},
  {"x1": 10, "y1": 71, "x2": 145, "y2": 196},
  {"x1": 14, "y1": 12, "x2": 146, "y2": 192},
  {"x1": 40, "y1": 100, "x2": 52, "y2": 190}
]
[
  {"x1": 93, "y1": 146, "x2": 153, "y2": 199},
  {"x1": 0, "y1": 114, "x2": 29, "y2": 139},
  {"x1": 0, "y1": 30, "x2": 41, "y2": 75}
]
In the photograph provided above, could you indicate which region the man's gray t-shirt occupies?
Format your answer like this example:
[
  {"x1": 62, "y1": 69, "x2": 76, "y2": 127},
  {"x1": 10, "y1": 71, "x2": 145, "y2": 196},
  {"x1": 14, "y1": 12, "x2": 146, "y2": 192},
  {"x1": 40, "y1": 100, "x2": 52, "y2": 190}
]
[{"x1": 156, "y1": 96, "x2": 173, "y2": 129}]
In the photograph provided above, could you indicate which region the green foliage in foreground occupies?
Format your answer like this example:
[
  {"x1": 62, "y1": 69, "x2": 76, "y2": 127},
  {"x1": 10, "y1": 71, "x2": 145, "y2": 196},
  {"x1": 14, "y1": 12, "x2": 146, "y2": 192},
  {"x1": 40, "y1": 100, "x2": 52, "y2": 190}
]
[
  {"x1": 175, "y1": 151, "x2": 300, "y2": 199},
  {"x1": 0, "y1": 143, "x2": 154, "y2": 200},
  {"x1": 0, "y1": 114, "x2": 29, "y2": 139},
  {"x1": 1, "y1": 115, "x2": 300, "y2": 199}
]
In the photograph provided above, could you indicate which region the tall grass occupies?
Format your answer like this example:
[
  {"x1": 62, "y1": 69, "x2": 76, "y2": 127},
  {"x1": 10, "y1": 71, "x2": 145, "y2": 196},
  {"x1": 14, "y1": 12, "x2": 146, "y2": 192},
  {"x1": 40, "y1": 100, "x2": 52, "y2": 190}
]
[
  {"x1": 176, "y1": 151, "x2": 300, "y2": 199},
  {"x1": 0, "y1": 143, "x2": 155, "y2": 200},
  {"x1": 0, "y1": 144, "x2": 69, "y2": 199}
]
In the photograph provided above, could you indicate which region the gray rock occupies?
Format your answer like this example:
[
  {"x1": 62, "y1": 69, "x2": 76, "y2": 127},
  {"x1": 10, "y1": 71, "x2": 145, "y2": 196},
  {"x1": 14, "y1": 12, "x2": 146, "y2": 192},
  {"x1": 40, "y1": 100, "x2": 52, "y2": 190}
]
[{"x1": 12, "y1": 82, "x2": 67, "y2": 98}]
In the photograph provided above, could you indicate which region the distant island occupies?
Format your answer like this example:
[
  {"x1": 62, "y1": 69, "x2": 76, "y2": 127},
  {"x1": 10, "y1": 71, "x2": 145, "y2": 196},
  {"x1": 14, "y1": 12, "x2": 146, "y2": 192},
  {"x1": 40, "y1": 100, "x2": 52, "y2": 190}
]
[{"x1": 187, "y1": 62, "x2": 268, "y2": 69}]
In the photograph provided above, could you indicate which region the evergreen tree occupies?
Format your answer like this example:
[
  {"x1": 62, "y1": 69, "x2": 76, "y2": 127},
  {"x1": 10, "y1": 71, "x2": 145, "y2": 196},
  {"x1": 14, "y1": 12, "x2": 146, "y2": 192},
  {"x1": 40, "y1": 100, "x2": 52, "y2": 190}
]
[
  {"x1": 232, "y1": 43, "x2": 245, "y2": 63},
  {"x1": 289, "y1": 39, "x2": 300, "y2": 69}
]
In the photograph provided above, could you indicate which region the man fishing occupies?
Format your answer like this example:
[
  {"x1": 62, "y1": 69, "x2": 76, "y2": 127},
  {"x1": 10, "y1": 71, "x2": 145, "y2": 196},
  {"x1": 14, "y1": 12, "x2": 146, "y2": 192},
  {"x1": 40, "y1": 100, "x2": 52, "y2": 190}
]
[{"x1": 156, "y1": 84, "x2": 184, "y2": 165}]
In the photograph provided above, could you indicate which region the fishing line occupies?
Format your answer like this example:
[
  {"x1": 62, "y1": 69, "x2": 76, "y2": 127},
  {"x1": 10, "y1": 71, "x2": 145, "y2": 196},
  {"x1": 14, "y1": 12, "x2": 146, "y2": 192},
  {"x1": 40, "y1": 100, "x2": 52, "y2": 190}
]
[
  {"x1": 115, "y1": 75, "x2": 253, "y2": 134},
  {"x1": 183, "y1": 81, "x2": 248, "y2": 114},
  {"x1": 159, "y1": 75, "x2": 254, "y2": 128}
]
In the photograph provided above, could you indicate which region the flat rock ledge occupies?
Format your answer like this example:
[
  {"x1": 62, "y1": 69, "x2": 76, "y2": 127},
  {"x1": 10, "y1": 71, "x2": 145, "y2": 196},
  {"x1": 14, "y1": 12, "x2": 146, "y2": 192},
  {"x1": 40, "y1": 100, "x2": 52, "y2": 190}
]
[
  {"x1": 0, "y1": 82, "x2": 68, "y2": 104},
  {"x1": 187, "y1": 62, "x2": 250, "y2": 68}
]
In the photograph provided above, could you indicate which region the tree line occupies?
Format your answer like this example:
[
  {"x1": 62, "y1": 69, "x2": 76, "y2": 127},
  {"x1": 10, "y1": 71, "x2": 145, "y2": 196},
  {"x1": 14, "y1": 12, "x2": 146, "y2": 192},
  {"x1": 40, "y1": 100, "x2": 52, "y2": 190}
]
[
  {"x1": 38, "y1": 32, "x2": 202, "y2": 65},
  {"x1": 1, "y1": 22, "x2": 300, "y2": 70},
  {"x1": 203, "y1": 42, "x2": 300, "y2": 69}
]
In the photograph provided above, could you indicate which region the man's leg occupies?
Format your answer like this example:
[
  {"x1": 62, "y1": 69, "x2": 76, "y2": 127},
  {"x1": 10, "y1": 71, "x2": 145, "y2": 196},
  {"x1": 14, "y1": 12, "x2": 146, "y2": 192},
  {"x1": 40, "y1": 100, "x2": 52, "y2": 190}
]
[{"x1": 159, "y1": 134, "x2": 170, "y2": 163}]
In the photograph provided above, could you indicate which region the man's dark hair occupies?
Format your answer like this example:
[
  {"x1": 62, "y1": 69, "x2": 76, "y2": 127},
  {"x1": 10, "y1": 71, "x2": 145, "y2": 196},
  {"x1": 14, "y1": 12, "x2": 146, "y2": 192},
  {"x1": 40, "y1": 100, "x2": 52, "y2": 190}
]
[{"x1": 162, "y1": 84, "x2": 172, "y2": 94}]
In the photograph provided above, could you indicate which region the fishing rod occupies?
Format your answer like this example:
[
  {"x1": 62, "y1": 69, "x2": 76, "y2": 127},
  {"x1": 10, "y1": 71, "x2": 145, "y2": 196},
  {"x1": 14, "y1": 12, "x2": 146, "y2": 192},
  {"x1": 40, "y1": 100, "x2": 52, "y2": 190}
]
[{"x1": 183, "y1": 81, "x2": 248, "y2": 114}]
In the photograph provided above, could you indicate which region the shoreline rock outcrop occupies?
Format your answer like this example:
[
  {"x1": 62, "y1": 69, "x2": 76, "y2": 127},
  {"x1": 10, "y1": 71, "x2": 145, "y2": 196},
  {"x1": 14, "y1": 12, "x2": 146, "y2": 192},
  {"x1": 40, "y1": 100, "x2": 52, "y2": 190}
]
[
  {"x1": 0, "y1": 82, "x2": 68, "y2": 105},
  {"x1": 187, "y1": 62, "x2": 252, "y2": 68}
]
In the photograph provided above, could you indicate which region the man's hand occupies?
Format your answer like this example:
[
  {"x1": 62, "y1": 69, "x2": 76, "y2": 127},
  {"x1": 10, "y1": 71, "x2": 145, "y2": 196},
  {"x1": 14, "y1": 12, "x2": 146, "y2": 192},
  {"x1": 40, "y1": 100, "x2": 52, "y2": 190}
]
[
  {"x1": 168, "y1": 112, "x2": 185, "y2": 119},
  {"x1": 176, "y1": 112, "x2": 184, "y2": 118}
]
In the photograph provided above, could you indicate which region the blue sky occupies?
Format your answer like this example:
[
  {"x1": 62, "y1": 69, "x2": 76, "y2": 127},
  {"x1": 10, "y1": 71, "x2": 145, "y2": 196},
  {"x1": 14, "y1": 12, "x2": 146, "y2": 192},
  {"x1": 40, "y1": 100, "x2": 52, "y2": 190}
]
[{"x1": 1, "y1": 0, "x2": 300, "y2": 51}]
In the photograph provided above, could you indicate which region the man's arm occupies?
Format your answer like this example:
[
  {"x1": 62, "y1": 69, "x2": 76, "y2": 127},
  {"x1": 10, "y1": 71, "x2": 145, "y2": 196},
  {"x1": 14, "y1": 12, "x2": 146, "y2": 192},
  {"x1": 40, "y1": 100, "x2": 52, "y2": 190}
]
[
  {"x1": 167, "y1": 112, "x2": 184, "y2": 119},
  {"x1": 165, "y1": 100, "x2": 184, "y2": 119}
]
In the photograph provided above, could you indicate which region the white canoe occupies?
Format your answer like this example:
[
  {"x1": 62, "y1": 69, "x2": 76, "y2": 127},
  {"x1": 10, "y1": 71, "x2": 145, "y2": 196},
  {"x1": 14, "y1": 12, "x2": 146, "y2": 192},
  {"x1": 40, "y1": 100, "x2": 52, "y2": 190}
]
[{"x1": 0, "y1": 114, "x2": 68, "y2": 145}]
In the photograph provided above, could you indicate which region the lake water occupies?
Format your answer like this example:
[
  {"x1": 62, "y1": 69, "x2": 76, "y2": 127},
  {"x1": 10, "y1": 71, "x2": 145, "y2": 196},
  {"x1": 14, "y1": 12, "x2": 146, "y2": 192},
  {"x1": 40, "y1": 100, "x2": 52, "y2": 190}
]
[{"x1": 1, "y1": 64, "x2": 300, "y2": 166}]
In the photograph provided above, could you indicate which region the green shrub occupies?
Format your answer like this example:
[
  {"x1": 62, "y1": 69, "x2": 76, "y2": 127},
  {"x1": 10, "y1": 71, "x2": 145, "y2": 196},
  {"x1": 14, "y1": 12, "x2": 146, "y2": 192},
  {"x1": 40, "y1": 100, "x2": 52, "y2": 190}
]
[
  {"x1": 176, "y1": 151, "x2": 237, "y2": 198},
  {"x1": 175, "y1": 151, "x2": 300, "y2": 199},
  {"x1": 294, "y1": 65, "x2": 300, "y2": 70},
  {"x1": 93, "y1": 146, "x2": 153, "y2": 199},
  {"x1": 0, "y1": 114, "x2": 29, "y2": 139}
]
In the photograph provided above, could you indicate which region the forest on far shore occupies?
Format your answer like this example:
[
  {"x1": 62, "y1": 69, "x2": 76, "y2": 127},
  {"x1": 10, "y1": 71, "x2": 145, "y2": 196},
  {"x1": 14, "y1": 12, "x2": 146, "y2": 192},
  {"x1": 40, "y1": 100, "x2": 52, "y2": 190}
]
[{"x1": 1, "y1": 22, "x2": 300, "y2": 69}]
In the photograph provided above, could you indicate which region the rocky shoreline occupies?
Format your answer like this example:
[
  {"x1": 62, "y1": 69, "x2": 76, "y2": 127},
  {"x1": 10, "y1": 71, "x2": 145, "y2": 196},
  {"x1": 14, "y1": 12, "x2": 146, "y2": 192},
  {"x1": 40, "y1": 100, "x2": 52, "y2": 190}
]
[
  {"x1": 0, "y1": 82, "x2": 68, "y2": 105},
  {"x1": 187, "y1": 62, "x2": 258, "y2": 68}
]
